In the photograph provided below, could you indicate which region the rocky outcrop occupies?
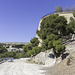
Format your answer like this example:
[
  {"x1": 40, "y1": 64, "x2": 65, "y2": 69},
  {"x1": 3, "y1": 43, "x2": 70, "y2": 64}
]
[
  {"x1": 32, "y1": 49, "x2": 56, "y2": 67},
  {"x1": 32, "y1": 41, "x2": 75, "y2": 67},
  {"x1": 45, "y1": 52, "x2": 75, "y2": 75},
  {"x1": 36, "y1": 12, "x2": 75, "y2": 46},
  {"x1": 45, "y1": 40, "x2": 75, "y2": 75}
]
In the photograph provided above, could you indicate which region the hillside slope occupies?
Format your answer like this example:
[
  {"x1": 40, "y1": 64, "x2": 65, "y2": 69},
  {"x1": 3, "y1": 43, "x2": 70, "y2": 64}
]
[
  {"x1": 45, "y1": 41, "x2": 75, "y2": 75},
  {"x1": 36, "y1": 12, "x2": 74, "y2": 47}
]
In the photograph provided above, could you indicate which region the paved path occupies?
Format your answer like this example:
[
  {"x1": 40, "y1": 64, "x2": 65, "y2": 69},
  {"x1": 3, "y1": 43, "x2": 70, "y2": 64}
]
[{"x1": 0, "y1": 58, "x2": 45, "y2": 75}]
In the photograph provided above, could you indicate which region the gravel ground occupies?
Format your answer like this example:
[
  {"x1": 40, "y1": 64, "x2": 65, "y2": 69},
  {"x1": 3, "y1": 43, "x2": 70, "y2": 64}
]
[{"x1": 0, "y1": 58, "x2": 45, "y2": 75}]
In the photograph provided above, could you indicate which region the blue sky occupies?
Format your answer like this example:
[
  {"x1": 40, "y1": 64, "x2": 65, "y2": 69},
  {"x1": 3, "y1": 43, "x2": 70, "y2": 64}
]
[{"x1": 0, "y1": 0, "x2": 75, "y2": 42}]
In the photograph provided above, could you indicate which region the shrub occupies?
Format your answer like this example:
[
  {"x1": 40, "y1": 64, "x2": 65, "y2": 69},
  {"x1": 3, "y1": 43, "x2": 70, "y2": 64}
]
[
  {"x1": 15, "y1": 53, "x2": 25, "y2": 58},
  {"x1": 32, "y1": 46, "x2": 41, "y2": 55},
  {"x1": 2, "y1": 51, "x2": 16, "y2": 58},
  {"x1": 23, "y1": 44, "x2": 33, "y2": 53},
  {"x1": 26, "y1": 50, "x2": 35, "y2": 57},
  {"x1": 55, "y1": 6, "x2": 63, "y2": 12},
  {"x1": 26, "y1": 46, "x2": 41, "y2": 57},
  {"x1": 30, "y1": 37, "x2": 39, "y2": 47}
]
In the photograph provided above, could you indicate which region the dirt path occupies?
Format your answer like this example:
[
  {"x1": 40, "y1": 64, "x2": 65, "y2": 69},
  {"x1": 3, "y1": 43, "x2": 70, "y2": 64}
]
[{"x1": 0, "y1": 58, "x2": 45, "y2": 75}]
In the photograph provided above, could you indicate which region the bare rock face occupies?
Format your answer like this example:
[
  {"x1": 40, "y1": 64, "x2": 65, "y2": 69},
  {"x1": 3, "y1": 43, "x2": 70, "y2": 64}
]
[
  {"x1": 32, "y1": 49, "x2": 56, "y2": 67},
  {"x1": 45, "y1": 52, "x2": 75, "y2": 75},
  {"x1": 45, "y1": 41, "x2": 75, "y2": 75},
  {"x1": 45, "y1": 50, "x2": 56, "y2": 67},
  {"x1": 32, "y1": 52, "x2": 46, "y2": 64}
]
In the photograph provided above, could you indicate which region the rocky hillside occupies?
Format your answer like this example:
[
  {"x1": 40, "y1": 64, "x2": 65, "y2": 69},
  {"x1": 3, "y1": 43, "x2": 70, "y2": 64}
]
[
  {"x1": 45, "y1": 40, "x2": 75, "y2": 75},
  {"x1": 32, "y1": 49, "x2": 56, "y2": 67},
  {"x1": 36, "y1": 12, "x2": 74, "y2": 47}
]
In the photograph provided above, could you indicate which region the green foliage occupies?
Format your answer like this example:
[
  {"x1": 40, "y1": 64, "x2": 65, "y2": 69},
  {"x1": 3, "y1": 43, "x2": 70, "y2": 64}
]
[
  {"x1": 64, "y1": 6, "x2": 70, "y2": 12},
  {"x1": 41, "y1": 34, "x2": 58, "y2": 50},
  {"x1": 55, "y1": 6, "x2": 63, "y2": 12},
  {"x1": 15, "y1": 53, "x2": 25, "y2": 58},
  {"x1": 48, "y1": 41, "x2": 53, "y2": 49},
  {"x1": 68, "y1": 17, "x2": 75, "y2": 33},
  {"x1": 26, "y1": 46, "x2": 41, "y2": 57},
  {"x1": 26, "y1": 50, "x2": 35, "y2": 57},
  {"x1": 30, "y1": 37, "x2": 39, "y2": 46},
  {"x1": 37, "y1": 14, "x2": 69, "y2": 40},
  {"x1": 16, "y1": 50, "x2": 22, "y2": 53},
  {"x1": 0, "y1": 51, "x2": 25, "y2": 59},
  {"x1": 55, "y1": 45, "x2": 65, "y2": 53},
  {"x1": 41, "y1": 36, "x2": 65, "y2": 53},
  {"x1": 23, "y1": 44, "x2": 32, "y2": 53},
  {"x1": 70, "y1": 17, "x2": 75, "y2": 22},
  {"x1": 32, "y1": 46, "x2": 41, "y2": 54},
  {"x1": 52, "y1": 39, "x2": 65, "y2": 53},
  {"x1": 8, "y1": 51, "x2": 16, "y2": 57},
  {"x1": 2, "y1": 51, "x2": 16, "y2": 58},
  {"x1": 12, "y1": 44, "x2": 24, "y2": 48},
  {"x1": 47, "y1": 34, "x2": 58, "y2": 41},
  {"x1": 41, "y1": 40, "x2": 49, "y2": 50},
  {"x1": 36, "y1": 14, "x2": 69, "y2": 54},
  {"x1": 0, "y1": 44, "x2": 7, "y2": 53},
  {"x1": 0, "y1": 54, "x2": 2, "y2": 58},
  {"x1": 66, "y1": 24, "x2": 74, "y2": 35},
  {"x1": 22, "y1": 37, "x2": 42, "y2": 57},
  {"x1": 71, "y1": 5, "x2": 75, "y2": 12}
]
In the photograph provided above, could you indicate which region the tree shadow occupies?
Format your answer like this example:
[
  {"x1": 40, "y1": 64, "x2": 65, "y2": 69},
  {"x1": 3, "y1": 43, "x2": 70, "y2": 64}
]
[
  {"x1": 61, "y1": 53, "x2": 69, "y2": 60},
  {"x1": 63, "y1": 39, "x2": 75, "y2": 45},
  {"x1": 48, "y1": 53, "x2": 55, "y2": 59}
]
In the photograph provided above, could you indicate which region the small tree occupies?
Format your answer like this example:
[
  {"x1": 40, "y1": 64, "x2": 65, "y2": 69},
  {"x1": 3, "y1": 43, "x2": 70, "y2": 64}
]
[
  {"x1": 32, "y1": 46, "x2": 41, "y2": 55},
  {"x1": 12, "y1": 44, "x2": 24, "y2": 48},
  {"x1": 26, "y1": 50, "x2": 35, "y2": 57},
  {"x1": 30, "y1": 37, "x2": 39, "y2": 47},
  {"x1": 15, "y1": 53, "x2": 25, "y2": 58},
  {"x1": 23, "y1": 44, "x2": 32, "y2": 53},
  {"x1": 71, "y1": 5, "x2": 75, "y2": 12},
  {"x1": 64, "y1": 6, "x2": 70, "y2": 12},
  {"x1": 41, "y1": 40, "x2": 49, "y2": 50},
  {"x1": 0, "y1": 44, "x2": 7, "y2": 54},
  {"x1": 53, "y1": 39, "x2": 65, "y2": 53},
  {"x1": 55, "y1": 6, "x2": 63, "y2": 13},
  {"x1": 2, "y1": 51, "x2": 16, "y2": 58}
]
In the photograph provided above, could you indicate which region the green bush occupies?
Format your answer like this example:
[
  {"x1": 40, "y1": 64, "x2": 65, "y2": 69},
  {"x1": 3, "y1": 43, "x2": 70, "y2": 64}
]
[
  {"x1": 26, "y1": 50, "x2": 35, "y2": 57},
  {"x1": 55, "y1": 6, "x2": 63, "y2": 12},
  {"x1": 15, "y1": 53, "x2": 25, "y2": 58},
  {"x1": 2, "y1": 51, "x2": 16, "y2": 58},
  {"x1": 30, "y1": 37, "x2": 39, "y2": 47},
  {"x1": 0, "y1": 46, "x2": 7, "y2": 54},
  {"x1": 41, "y1": 40, "x2": 49, "y2": 50},
  {"x1": 55, "y1": 45, "x2": 65, "y2": 53},
  {"x1": 12, "y1": 44, "x2": 24, "y2": 48},
  {"x1": 23, "y1": 44, "x2": 33, "y2": 53},
  {"x1": 26, "y1": 46, "x2": 41, "y2": 57},
  {"x1": 53, "y1": 39, "x2": 65, "y2": 53},
  {"x1": 32, "y1": 46, "x2": 41, "y2": 55}
]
